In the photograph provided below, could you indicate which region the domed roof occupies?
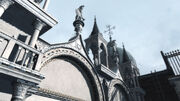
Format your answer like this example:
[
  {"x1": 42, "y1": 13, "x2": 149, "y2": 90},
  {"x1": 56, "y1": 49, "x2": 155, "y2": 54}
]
[
  {"x1": 116, "y1": 47, "x2": 137, "y2": 65},
  {"x1": 107, "y1": 41, "x2": 137, "y2": 65}
]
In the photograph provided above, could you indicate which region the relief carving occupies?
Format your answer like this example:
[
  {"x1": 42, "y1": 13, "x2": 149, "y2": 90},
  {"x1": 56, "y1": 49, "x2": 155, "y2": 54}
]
[{"x1": 11, "y1": 82, "x2": 29, "y2": 101}]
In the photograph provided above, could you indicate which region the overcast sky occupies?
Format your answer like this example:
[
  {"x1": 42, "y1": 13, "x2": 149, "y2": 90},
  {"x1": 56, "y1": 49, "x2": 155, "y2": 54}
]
[{"x1": 40, "y1": 0, "x2": 180, "y2": 75}]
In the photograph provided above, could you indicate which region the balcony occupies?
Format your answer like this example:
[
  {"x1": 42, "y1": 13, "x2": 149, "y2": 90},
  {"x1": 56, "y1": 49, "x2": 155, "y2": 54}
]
[
  {"x1": 0, "y1": 31, "x2": 44, "y2": 84},
  {"x1": 97, "y1": 64, "x2": 117, "y2": 79},
  {"x1": 1, "y1": 0, "x2": 58, "y2": 36}
]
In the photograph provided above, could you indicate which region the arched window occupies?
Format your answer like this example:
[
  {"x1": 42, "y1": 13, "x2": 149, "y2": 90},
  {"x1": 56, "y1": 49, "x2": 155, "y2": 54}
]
[
  {"x1": 110, "y1": 85, "x2": 128, "y2": 101},
  {"x1": 100, "y1": 43, "x2": 108, "y2": 67}
]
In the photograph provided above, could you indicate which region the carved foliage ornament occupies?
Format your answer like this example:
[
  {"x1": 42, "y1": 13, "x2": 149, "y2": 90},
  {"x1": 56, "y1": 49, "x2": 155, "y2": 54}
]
[{"x1": 12, "y1": 82, "x2": 29, "y2": 100}]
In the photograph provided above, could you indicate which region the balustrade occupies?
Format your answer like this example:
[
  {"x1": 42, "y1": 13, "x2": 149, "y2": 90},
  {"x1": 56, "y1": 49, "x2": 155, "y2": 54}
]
[{"x1": 0, "y1": 31, "x2": 41, "y2": 70}]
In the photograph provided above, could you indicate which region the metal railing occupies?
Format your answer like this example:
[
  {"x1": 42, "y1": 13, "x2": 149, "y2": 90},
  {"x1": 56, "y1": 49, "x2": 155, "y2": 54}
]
[
  {"x1": 0, "y1": 31, "x2": 42, "y2": 70},
  {"x1": 161, "y1": 50, "x2": 180, "y2": 76}
]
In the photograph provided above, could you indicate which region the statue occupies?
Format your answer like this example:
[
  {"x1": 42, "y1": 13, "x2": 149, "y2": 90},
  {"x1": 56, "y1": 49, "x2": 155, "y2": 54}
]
[
  {"x1": 75, "y1": 5, "x2": 85, "y2": 21},
  {"x1": 112, "y1": 40, "x2": 119, "y2": 64},
  {"x1": 70, "y1": 5, "x2": 85, "y2": 41}
]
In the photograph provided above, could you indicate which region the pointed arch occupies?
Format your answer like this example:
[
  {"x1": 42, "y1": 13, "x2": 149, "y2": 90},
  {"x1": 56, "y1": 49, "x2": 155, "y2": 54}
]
[{"x1": 108, "y1": 79, "x2": 131, "y2": 101}]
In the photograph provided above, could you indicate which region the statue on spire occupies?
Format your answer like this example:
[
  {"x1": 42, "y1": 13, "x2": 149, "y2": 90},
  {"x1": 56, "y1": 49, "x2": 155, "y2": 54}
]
[
  {"x1": 75, "y1": 5, "x2": 85, "y2": 21},
  {"x1": 70, "y1": 5, "x2": 85, "y2": 41}
]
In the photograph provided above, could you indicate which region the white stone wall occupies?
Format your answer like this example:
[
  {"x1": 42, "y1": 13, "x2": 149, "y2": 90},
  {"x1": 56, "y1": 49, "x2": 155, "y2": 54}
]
[
  {"x1": 0, "y1": 92, "x2": 12, "y2": 101},
  {"x1": 27, "y1": 59, "x2": 92, "y2": 101}
]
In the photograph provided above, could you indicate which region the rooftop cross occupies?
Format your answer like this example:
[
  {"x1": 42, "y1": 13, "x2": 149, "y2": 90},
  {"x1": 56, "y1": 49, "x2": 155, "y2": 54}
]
[{"x1": 104, "y1": 25, "x2": 115, "y2": 42}]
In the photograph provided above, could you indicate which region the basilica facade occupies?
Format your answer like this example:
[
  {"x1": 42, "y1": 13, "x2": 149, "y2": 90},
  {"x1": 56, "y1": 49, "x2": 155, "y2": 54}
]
[{"x1": 0, "y1": 0, "x2": 144, "y2": 101}]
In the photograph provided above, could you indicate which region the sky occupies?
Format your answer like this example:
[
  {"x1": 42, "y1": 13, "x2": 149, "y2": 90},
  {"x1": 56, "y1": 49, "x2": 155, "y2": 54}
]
[{"x1": 40, "y1": 0, "x2": 180, "y2": 75}]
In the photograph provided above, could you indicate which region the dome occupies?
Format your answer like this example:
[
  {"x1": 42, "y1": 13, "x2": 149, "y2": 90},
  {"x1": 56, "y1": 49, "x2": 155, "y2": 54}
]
[
  {"x1": 107, "y1": 41, "x2": 137, "y2": 66},
  {"x1": 116, "y1": 47, "x2": 137, "y2": 65}
]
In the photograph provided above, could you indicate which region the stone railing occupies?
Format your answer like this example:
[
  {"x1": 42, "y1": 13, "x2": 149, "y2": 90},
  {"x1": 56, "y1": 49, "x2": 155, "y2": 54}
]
[{"x1": 0, "y1": 31, "x2": 42, "y2": 70}]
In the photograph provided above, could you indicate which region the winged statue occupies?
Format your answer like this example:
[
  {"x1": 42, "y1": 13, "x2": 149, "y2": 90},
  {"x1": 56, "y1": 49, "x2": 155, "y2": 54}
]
[{"x1": 75, "y1": 5, "x2": 85, "y2": 21}]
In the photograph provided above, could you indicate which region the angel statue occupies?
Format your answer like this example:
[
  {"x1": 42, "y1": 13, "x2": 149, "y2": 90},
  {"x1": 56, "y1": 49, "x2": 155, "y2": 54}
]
[{"x1": 75, "y1": 5, "x2": 85, "y2": 21}]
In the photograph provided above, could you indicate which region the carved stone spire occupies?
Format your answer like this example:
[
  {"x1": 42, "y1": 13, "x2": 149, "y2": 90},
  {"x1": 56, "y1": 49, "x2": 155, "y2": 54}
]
[
  {"x1": 91, "y1": 17, "x2": 100, "y2": 36},
  {"x1": 122, "y1": 43, "x2": 130, "y2": 63}
]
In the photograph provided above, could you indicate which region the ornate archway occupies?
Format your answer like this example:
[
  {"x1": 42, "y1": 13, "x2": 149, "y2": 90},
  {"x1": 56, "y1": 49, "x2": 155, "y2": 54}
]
[
  {"x1": 108, "y1": 79, "x2": 131, "y2": 101},
  {"x1": 36, "y1": 45, "x2": 104, "y2": 101}
]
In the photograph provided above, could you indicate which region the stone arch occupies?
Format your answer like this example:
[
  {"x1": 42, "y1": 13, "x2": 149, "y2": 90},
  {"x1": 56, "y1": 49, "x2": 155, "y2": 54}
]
[
  {"x1": 38, "y1": 47, "x2": 104, "y2": 101},
  {"x1": 108, "y1": 79, "x2": 131, "y2": 101}
]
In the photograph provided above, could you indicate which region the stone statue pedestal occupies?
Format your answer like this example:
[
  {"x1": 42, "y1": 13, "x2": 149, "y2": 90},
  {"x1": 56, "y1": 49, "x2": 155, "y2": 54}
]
[
  {"x1": 73, "y1": 19, "x2": 84, "y2": 33},
  {"x1": 69, "y1": 20, "x2": 84, "y2": 41}
]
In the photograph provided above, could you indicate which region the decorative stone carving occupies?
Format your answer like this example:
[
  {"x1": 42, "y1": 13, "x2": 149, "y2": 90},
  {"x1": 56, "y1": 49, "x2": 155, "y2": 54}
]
[
  {"x1": 42, "y1": 35, "x2": 87, "y2": 58},
  {"x1": 108, "y1": 79, "x2": 130, "y2": 101},
  {"x1": 33, "y1": 19, "x2": 46, "y2": 31},
  {"x1": 102, "y1": 79, "x2": 109, "y2": 101},
  {"x1": 36, "y1": 40, "x2": 49, "y2": 52},
  {"x1": 71, "y1": 5, "x2": 85, "y2": 38},
  {"x1": 39, "y1": 45, "x2": 104, "y2": 101},
  {"x1": 11, "y1": 81, "x2": 30, "y2": 101}
]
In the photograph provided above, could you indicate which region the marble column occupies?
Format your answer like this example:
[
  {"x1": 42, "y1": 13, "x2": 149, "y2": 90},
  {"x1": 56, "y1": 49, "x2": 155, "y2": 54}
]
[
  {"x1": 29, "y1": 19, "x2": 45, "y2": 48},
  {"x1": 11, "y1": 82, "x2": 29, "y2": 101},
  {"x1": 0, "y1": 0, "x2": 14, "y2": 17}
]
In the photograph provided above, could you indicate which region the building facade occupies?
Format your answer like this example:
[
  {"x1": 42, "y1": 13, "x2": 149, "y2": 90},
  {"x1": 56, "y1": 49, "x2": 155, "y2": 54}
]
[
  {"x1": 0, "y1": 0, "x2": 144, "y2": 101},
  {"x1": 138, "y1": 50, "x2": 180, "y2": 101}
]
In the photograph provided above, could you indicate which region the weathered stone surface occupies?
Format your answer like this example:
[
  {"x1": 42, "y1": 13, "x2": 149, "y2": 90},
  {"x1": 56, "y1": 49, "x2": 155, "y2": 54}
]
[{"x1": 39, "y1": 59, "x2": 92, "y2": 101}]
